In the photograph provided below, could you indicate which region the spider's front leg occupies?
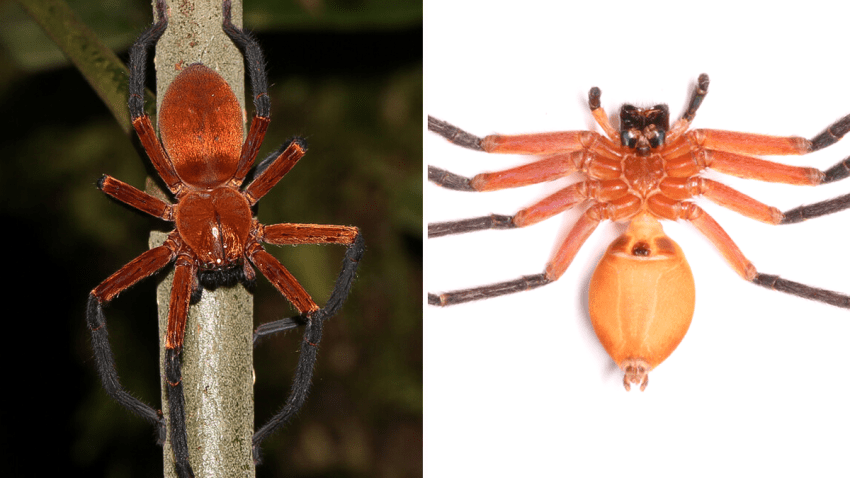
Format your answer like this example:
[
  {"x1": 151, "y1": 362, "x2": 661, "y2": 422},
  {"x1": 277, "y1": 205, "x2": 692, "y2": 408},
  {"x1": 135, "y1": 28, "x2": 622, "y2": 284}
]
[
  {"x1": 686, "y1": 110, "x2": 850, "y2": 223},
  {"x1": 221, "y1": 0, "x2": 273, "y2": 181},
  {"x1": 427, "y1": 116, "x2": 623, "y2": 238},
  {"x1": 127, "y1": 0, "x2": 183, "y2": 195},
  {"x1": 428, "y1": 116, "x2": 614, "y2": 192}
]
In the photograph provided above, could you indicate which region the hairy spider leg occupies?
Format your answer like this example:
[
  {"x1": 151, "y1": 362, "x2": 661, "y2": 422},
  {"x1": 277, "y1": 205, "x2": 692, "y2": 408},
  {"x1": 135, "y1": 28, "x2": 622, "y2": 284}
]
[
  {"x1": 663, "y1": 202, "x2": 850, "y2": 308},
  {"x1": 87, "y1": 242, "x2": 177, "y2": 443},
  {"x1": 250, "y1": 231, "x2": 365, "y2": 463},
  {"x1": 428, "y1": 206, "x2": 599, "y2": 306},
  {"x1": 222, "y1": 0, "x2": 271, "y2": 182},
  {"x1": 243, "y1": 138, "x2": 307, "y2": 204},
  {"x1": 163, "y1": 257, "x2": 196, "y2": 478},
  {"x1": 251, "y1": 225, "x2": 363, "y2": 340},
  {"x1": 97, "y1": 175, "x2": 173, "y2": 220},
  {"x1": 782, "y1": 190, "x2": 850, "y2": 223},
  {"x1": 127, "y1": 0, "x2": 167, "y2": 121},
  {"x1": 91, "y1": 175, "x2": 185, "y2": 457},
  {"x1": 127, "y1": 0, "x2": 182, "y2": 195}
]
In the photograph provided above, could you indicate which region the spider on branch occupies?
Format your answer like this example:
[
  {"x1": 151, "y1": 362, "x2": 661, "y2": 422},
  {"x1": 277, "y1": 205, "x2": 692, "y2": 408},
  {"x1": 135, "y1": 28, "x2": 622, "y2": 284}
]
[{"x1": 86, "y1": 1, "x2": 364, "y2": 476}]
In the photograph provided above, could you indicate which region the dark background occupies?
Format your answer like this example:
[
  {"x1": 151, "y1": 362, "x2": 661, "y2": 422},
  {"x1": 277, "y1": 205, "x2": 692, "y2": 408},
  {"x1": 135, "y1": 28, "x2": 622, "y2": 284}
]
[{"x1": 0, "y1": 0, "x2": 422, "y2": 476}]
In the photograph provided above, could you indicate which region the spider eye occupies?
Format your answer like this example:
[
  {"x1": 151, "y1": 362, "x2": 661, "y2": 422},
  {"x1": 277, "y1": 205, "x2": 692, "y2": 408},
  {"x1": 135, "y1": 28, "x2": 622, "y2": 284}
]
[
  {"x1": 648, "y1": 129, "x2": 666, "y2": 148},
  {"x1": 621, "y1": 130, "x2": 638, "y2": 148}
]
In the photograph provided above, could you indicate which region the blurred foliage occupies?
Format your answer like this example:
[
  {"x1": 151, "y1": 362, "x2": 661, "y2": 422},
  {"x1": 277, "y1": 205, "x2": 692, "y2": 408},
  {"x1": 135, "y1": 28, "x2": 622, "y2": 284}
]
[{"x1": 0, "y1": 0, "x2": 422, "y2": 477}]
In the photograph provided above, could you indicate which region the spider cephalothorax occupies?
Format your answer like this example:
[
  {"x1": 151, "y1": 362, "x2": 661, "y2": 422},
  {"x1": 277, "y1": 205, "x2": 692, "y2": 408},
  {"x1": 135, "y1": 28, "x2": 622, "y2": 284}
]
[
  {"x1": 428, "y1": 73, "x2": 850, "y2": 391},
  {"x1": 86, "y1": 1, "x2": 364, "y2": 477}
]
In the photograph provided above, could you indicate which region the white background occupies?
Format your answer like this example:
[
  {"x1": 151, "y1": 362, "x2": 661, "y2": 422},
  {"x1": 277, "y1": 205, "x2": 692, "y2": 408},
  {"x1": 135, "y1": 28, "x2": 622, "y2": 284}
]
[{"x1": 424, "y1": 0, "x2": 850, "y2": 476}]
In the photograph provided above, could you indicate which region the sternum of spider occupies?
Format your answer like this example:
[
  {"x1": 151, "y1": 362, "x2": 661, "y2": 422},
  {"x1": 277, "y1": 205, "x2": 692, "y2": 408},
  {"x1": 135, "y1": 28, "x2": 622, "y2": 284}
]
[
  {"x1": 174, "y1": 186, "x2": 253, "y2": 270},
  {"x1": 622, "y1": 152, "x2": 666, "y2": 198}
]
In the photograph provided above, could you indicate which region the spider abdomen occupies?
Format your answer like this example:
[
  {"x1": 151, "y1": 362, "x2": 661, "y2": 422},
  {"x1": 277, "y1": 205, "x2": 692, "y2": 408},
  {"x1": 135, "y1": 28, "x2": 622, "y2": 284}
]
[
  {"x1": 175, "y1": 187, "x2": 252, "y2": 269},
  {"x1": 588, "y1": 213, "x2": 695, "y2": 391},
  {"x1": 159, "y1": 64, "x2": 244, "y2": 189}
]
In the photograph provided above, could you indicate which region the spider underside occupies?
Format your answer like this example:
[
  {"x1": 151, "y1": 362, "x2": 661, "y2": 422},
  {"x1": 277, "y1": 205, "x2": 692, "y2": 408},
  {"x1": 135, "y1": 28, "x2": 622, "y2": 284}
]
[{"x1": 428, "y1": 73, "x2": 850, "y2": 387}]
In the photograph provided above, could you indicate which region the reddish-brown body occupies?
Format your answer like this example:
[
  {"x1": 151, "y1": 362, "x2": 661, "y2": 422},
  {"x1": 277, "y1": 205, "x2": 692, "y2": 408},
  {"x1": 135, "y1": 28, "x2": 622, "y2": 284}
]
[
  {"x1": 97, "y1": 55, "x2": 362, "y2": 348},
  {"x1": 96, "y1": 61, "x2": 332, "y2": 350},
  {"x1": 161, "y1": 65, "x2": 253, "y2": 271}
]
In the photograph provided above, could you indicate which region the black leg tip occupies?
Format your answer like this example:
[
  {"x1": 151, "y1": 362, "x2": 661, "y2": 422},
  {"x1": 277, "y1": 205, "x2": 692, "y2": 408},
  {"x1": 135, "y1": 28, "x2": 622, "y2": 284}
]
[
  {"x1": 697, "y1": 73, "x2": 710, "y2": 92},
  {"x1": 289, "y1": 136, "x2": 308, "y2": 151},
  {"x1": 588, "y1": 87, "x2": 602, "y2": 110},
  {"x1": 428, "y1": 166, "x2": 474, "y2": 191},
  {"x1": 428, "y1": 116, "x2": 484, "y2": 151},
  {"x1": 753, "y1": 273, "x2": 850, "y2": 309}
]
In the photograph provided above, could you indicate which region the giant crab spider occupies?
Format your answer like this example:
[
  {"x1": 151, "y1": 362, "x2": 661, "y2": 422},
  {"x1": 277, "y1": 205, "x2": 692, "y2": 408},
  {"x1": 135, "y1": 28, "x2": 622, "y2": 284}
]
[
  {"x1": 428, "y1": 73, "x2": 850, "y2": 390},
  {"x1": 86, "y1": 1, "x2": 364, "y2": 476}
]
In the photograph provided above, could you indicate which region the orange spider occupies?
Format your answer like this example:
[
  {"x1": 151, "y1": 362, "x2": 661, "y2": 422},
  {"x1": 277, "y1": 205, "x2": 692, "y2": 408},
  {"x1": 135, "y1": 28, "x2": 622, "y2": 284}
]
[{"x1": 428, "y1": 74, "x2": 850, "y2": 390}]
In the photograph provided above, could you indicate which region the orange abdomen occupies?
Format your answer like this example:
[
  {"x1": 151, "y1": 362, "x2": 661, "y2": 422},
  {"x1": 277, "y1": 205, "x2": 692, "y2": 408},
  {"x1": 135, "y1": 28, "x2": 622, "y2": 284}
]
[{"x1": 588, "y1": 214, "x2": 695, "y2": 390}]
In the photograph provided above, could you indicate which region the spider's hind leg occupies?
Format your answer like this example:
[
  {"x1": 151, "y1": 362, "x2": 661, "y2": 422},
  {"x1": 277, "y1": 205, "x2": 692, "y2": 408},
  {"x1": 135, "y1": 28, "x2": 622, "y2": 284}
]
[
  {"x1": 429, "y1": 206, "x2": 602, "y2": 306},
  {"x1": 164, "y1": 348, "x2": 192, "y2": 478},
  {"x1": 87, "y1": 243, "x2": 177, "y2": 445},
  {"x1": 160, "y1": 260, "x2": 199, "y2": 478},
  {"x1": 249, "y1": 230, "x2": 364, "y2": 463},
  {"x1": 428, "y1": 273, "x2": 552, "y2": 306},
  {"x1": 86, "y1": 295, "x2": 167, "y2": 443}
]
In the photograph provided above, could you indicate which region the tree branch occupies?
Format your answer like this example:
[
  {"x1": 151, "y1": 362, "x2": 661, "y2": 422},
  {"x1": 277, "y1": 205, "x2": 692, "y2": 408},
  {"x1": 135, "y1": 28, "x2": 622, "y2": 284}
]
[{"x1": 149, "y1": 1, "x2": 255, "y2": 477}]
